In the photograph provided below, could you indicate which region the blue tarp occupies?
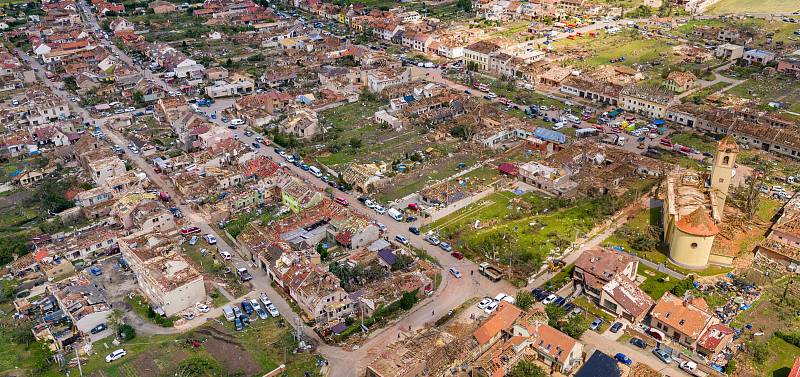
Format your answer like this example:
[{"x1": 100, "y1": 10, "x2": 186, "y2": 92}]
[
  {"x1": 653, "y1": 119, "x2": 665, "y2": 125},
  {"x1": 403, "y1": 95, "x2": 415, "y2": 103},
  {"x1": 534, "y1": 127, "x2": 567, "y2": 144}
]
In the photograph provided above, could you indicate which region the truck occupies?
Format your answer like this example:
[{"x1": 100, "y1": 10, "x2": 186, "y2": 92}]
[
  {"x1": 679, "y1": 360, "x2": 708, "y2": 377},
  {"x1": 237, "y1": 267, "x2": 253, "y2": 282},
  {"x1": 387, "y1": 208, "x2": 404, "y2": 222},
  {"x1": 478, "y1": 262, "x2": 503, "y2": 282}
]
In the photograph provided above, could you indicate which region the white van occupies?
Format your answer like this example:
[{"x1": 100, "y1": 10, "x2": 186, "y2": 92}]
[
  {"x1": 387, "y1": 208, "x2": 404, "y2": 222},
  {"x1": 222, "y1": 305, "x2": 235, "y2": 321},
  {"x1": 309, "y1": 166, "x2": 322, "y2": 178}
]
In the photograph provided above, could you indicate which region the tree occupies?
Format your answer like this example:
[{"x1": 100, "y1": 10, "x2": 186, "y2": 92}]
[
  {"x1": 456, "y1": 0, "x2": 472, "y2": 12},
  {"x1": 670, "y1": 276, "x2": 695, "y2": 297},
  {"x1": 516, "y1": 291, "x2": 533, "y2": 310},
  {"x1": 399, "y1": 290, "x2": 418, "y2": 310},
  {"x1": 132, "y1": 91, "x2": 145, "y2": 107},
  {"x1": 559, "y1": 314, "x2": 588, "y2": 338},
  {"x1": 316, "y1": 243, "x2": 329, "y2": 261},
  {"x1": 174, "y1": 356, "x2": 222, "y2": 377},
  {"x1": 509, "y1": 360, "x2": 546, "y2": 377},
  {"x1": 118, "y1": 324, "x2": 136, "y2": 340},
  {"x1": 349, "y1": 137, "x2": 362, "y2": 149}
]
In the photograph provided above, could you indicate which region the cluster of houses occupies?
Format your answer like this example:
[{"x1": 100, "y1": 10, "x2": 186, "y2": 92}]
[
  {"x1": 367, "y1": 246, "x2": 735, "y2": 377},
  {"x1": 234, "y1": 182, "x2": 438, "y2": 331}
]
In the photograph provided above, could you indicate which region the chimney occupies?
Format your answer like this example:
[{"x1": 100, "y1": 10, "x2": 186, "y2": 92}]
[{"x1": 534, "y1": 320, "x2": 540, "y2": 339}]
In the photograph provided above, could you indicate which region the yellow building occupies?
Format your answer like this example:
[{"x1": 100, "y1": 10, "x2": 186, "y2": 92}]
[{"x1": 662, "y1": 137, "x2": 737, "y2": 269}]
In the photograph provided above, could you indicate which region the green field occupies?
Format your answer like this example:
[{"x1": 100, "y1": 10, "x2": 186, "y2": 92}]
[
  {"x1": 553, "y1": 31, "x2": 675, "y2": 68},
  {"x1": 427, "y1": 191, "x2": 636, "y2": 280},
  {"x1": 759, "y1": 336, "x2": 800, "y2": 377},
  {"x1": 705, "y1": 0, "x2": 800, "y2": 15}
]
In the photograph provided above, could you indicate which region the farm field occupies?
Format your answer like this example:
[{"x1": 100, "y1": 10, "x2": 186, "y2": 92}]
[{"x1": 705, "y1": 0, "x2": 800, "y2": 15}]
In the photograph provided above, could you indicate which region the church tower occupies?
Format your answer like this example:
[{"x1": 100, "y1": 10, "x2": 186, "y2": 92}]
[{"x1": 710, "y1": 135, "x2": 738, "y2": 216}]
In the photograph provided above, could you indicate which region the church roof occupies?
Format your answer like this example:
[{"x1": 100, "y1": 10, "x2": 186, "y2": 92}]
[{"x1": 675, "y1": 207, "x2": 719, "y2": 237}]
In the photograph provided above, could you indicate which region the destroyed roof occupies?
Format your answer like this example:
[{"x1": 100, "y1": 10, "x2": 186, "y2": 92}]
[
  {"x1": 534, "y1": 127, "x2": 567, "y2": 144},
  {"x1": 675, "y1": 207, "x2": 719, "y2": 237},
  {"x1": 697, "y1": 323, "x2": 734, "y2": 351},
  {"x1": 602, "y1": 275, "x2": 654, "y2": 319}
]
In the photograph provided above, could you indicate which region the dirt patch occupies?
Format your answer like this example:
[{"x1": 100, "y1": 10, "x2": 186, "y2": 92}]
[
  {"x1": 195, "y1": 325, "x2": 261, "y2": 376},
  {"x1": 131, "y1": 350, "x2": 161, "y2": 377}
]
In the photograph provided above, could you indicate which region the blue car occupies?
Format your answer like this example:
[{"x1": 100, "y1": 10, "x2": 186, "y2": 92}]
[
  {"x1": 234, "y1": 317, "x2": 243, "y2": 331},
  {"x1": 89, "y1": 266, "x2": 103, "y2": 276},
  {"x1": 614, "y1": 353, "x2": 632, "y2": 366},
  {"x1": 241, "y1": 300, "x2": 254, "y2": 315}
]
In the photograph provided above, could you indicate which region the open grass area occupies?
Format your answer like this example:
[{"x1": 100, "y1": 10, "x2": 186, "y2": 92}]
[
  {"x1": 428, "y1": 190, "x2": 639, "y2": 278},
  {"x1": 78, "y1": 317, "x2": 320, "y2": 377},
  {"x1": 572, "y1": 296, "x2": 614, "y2": 333},
  {"x1": 553, "y1": 30, "x2": 675, "y2": 68},
  {"x1": 668, "y1": 131, "x2": 717, "y2": 154},
  {"x1": 681, "y1": 82, "x2": 730, "y2": 104},
  {"x1": 759, "y1": 336, "x2": 800, "y2": 377},
  {"x1": 637, "y1": 264, "x2": 677, "y2": 300},
  {"x1": 705, "y1": 0, "x2": 800, "y2": 15}
]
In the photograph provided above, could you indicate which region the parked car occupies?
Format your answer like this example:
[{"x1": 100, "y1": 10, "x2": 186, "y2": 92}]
[
  {"x1": 451, "y1": 251, "x2": 464, "y2": 260},
  {"x1": 652, "y1": 348, "x2": 673, "y2": 364},
  {"x1": 448, "y1": 267, "x2": 462, "y2": 278},
  {"x1": 439, "y1": 242, "x2": 453, "y2": 252},
  {"x1": 182, "y1": 312, "x2": 195, "y2": 321},
  {"x1": 180, "y1": 226, "x2": 201, "y2": 235},
  {"x1": 542, "y1": 294, "x2": 558, "y2": 305},
  {"x1": 203, "y1": 234, "x2": 217, "y2": 245},
  {"x1": 614, "y1": 353, "x2": 632, "y2": 366},
  {"x1": 106, "y1": 349, "x2": 127, "y2": 363},
  {"x1": 394, "y1": 235, "x2": 409, "y2": 245},
  {"x1": 483, "y1": 300, "x2": 498, "y2": 315},
  {"x1": 610, "y1": 322, "x2": 623, "y2": 333},
  {"x1": 478, "y1": 297, "x2": 493, "y2": 309},
  {"x1": 260, "y1": 293, "x2": 272, "y2": 307},
  {"x1": 90, "y1": 323, "x2": 107, "y2": 334},
  {"x1": 589, "y1": 318, "x2": 604, "y2": 331},
  {"x1": 427, "y1": 235, "x2": 440, "y2": 245},
  {"x1": 89, "y1": 266, "x2": 103, "y2": 276},
  {"x1": 629, "y1": 337, "x2": 647, "y2": 349},
  {"x1": 266, "y1": 303, "x2": 279, "y2": 317},
  {"x1": 553, "y1": 296, "x2": 566, "y2": 306},
  {"x1": 241, "y1": 300, "x2": 254, "y2": 315},
  {"x1": 219, "y1": 250, "x2": 232, "y2": 260},
  {"x1": 408, "y1": 227, "x2": 421, "y2": 235},
  {"x1": 234, "y1": 317, "x2": 244, "y2": 331}
]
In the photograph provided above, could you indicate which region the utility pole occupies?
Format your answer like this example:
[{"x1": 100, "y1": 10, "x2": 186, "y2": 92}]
[{"x1": 75, "y1": 342, "x2": 83, "y2": 377}]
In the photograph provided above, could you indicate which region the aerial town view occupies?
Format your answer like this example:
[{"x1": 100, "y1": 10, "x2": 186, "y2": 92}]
[{"x1": 2, "y1": 0, "x2": 800, "y2": 375}]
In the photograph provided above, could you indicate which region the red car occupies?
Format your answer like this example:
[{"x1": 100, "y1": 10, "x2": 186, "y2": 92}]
[
  {"x1": 335, "y1": 197, "x2": 349, "y2": 206},
  {"x1": 451, "y1": 252, "x2": 464, "y2": 260},
  {"x1": 180, "y1": 226, "x2": 201, "y2": 235}
]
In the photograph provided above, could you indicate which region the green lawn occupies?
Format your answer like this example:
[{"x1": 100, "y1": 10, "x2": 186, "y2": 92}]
[
  {"x1": 429, "y1": 191, "x2": 636, "y2": 278},
  {"x1": 572, "y1": 296, "x2": 614, "y2": 332},
  {"x1": 637, "y1": 264, "x2": 677, "y2": 300},
  {"x1": 705, "y1": 0, "x2": 800, "y2": 14},
  {"x1": 681, "y1": 82, "x2": 729, "y2": 104},
  {"x1": 552, "y1": 31, "x2": 675, "y2": 68},
  {"x1": 759, "y1": 336, "x2": 800, "y2": 377},
  {"x1": 668, "y1": 132, "x2": 717, "y2": 154}
]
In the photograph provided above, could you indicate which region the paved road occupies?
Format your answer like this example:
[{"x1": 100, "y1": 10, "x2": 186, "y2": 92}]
[{"x1": 581, "y1": 329, "x2": 685, "y2": 376}]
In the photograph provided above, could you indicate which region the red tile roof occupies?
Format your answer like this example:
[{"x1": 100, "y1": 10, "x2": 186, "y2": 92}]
[
  {"x1": 676, "y1": 207, "x2": 719, "y2": 236},
  {"x1": 474, "y1": 302, "x2": 522, "y2": 345}
]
